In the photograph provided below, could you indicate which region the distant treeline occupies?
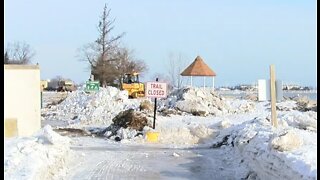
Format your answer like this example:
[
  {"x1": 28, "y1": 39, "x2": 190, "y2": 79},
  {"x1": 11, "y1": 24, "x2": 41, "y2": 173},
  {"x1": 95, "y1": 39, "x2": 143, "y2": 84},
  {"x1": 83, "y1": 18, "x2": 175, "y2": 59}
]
[{"x1": 217, "y1": 84, "x2": 316, "y2": 91}]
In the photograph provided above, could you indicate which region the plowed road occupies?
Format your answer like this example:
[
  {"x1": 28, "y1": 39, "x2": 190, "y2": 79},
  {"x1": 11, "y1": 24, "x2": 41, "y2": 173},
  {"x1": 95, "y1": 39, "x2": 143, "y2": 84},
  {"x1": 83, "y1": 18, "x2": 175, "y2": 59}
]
[{"x1": 61, "y1": 137, "x2": 250, "y2": 180}]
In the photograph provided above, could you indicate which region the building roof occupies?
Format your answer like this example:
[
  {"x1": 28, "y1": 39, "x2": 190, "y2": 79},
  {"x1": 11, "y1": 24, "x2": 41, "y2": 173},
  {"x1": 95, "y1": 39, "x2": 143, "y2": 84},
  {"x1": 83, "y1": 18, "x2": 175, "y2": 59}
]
[
  {"x1": 4, "y1": 64, "x2": 40, "y2": 70},
  {"x1": 180, "y1": 56, "x2": 216, "y2": 76}
]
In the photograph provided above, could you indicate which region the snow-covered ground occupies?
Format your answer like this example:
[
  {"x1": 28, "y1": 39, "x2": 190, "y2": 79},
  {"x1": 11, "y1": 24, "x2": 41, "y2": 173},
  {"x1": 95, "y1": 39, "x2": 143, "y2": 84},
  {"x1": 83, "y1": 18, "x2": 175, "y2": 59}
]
[{"x1": 5, "y1": 86, "x2": 317, "y2": 179}]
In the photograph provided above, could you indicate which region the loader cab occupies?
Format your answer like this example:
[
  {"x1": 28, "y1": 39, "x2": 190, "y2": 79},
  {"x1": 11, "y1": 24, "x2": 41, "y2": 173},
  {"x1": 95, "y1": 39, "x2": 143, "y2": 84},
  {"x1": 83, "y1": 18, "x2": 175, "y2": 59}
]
[{"x1": 122, "y1": 73, "x2": 140, "y2": 84}]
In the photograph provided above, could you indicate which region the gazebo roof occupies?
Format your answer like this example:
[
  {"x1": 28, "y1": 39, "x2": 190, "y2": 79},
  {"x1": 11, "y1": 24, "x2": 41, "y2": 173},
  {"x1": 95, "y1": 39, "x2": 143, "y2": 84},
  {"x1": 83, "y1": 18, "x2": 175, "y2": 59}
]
[{"x1": 180, "y1": 56, "x2": 216, "y2": 76}]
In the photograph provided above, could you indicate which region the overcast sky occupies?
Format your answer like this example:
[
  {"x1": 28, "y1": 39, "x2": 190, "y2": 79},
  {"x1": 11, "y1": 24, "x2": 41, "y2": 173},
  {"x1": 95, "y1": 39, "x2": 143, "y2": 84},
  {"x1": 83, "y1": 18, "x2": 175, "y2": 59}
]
[{"x1": 5, "y1": 0, "x2": 317, "y2": 87}]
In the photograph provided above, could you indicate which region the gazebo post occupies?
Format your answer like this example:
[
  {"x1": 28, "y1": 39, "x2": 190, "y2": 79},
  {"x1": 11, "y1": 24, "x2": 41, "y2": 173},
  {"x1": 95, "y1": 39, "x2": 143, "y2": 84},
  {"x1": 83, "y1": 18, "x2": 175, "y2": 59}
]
[
  {"x1": 203, "y1": 76, "x2": 206, "y2": 89},
  {"x1": 212, "y1": 77, "x2": 215, "y2": 90},
  {"x1": 190, "y1": 76, "x2": 193, "y2": 87}
]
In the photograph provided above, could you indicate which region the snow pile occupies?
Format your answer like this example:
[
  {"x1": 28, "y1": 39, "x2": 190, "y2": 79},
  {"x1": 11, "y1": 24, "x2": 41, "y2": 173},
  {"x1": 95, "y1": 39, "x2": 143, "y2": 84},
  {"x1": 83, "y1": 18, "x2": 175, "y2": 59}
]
[
  {"x1": 294, "y1": 96, "x2": 317, "y2": 112},
  {"x1": 157, "y1": 125, "x2": 217, "y2": 145},
  {"x1": 161, "y1": 87, "x2": 256, "y2": 116},
  {"x1": 43, "y1": 87, "x2": 141, "y2": 127},
  {"x1": 5, "y1": 125, "x2": 72, "y2": 179},
  {"x1": 270, "y1": 130, "x2": 303, "y2": 151},
  {"x1": 101, "y1": 117, "x2": 219, "y2": 146},
  {"x1": 211, "y1": 117, "x2": 317, "y2": 180},
  {"x1": 116, "y1": 128, "x2": 140, "y2": 140},
  {"x1": 140, "y1": 117, "x2": 220, "y2": 146},
  {"x1": 42, "y1": 91, "x2": 68, "y2": 108},
  {"x1": 277, "y1": 97, "x2": 317, "y2": 112},
  {"x1": 278, "y1": 111, "x2": 317, "y2": 131},
  {"x1": 36, "y1": 125, "x2": 71, "y2": 145},
  {"x1": 276, "y1": 100, "x2": 298, "y2": 111}
]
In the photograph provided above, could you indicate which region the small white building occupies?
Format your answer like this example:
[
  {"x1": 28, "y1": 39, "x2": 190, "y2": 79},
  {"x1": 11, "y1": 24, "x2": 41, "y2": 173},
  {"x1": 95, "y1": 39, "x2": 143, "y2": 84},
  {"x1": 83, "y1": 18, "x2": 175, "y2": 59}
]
[{"x1": 4, "y1": 65, "x2": 41, "y2": 137}]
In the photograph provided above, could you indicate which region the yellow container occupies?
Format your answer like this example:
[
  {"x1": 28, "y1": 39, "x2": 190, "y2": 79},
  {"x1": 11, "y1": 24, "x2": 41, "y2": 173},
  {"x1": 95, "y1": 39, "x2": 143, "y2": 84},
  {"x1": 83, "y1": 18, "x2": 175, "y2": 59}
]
[
  {"x1": 146, "y1": 131, "x2": 159, "y2": 142},
  {"x1": 5, "y1": 118, "x2": 18, "y2": 137}
]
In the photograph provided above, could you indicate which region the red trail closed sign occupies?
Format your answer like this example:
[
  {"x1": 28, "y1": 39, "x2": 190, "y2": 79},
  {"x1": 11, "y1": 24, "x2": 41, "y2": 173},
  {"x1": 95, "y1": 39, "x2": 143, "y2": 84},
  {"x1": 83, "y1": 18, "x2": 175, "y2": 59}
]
[{"x1": 145, "y1": 82, "x2": 167, "y2": 98}]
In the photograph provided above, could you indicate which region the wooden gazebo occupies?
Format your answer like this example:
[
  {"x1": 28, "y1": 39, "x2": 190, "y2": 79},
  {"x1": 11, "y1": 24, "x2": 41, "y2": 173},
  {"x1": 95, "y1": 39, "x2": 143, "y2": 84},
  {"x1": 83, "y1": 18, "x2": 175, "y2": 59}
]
[{"x1": 180, "y1": 56, "x2": 216, "y2": 88}]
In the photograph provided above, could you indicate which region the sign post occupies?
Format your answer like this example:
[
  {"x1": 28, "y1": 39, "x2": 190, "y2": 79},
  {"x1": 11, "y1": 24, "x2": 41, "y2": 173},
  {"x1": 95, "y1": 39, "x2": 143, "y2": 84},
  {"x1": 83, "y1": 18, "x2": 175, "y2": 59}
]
[
  {"x1": 145, "y1": 79, "x2": 167, "y2": 129},
  {"x1": 153, "y1": 78, "x2": 158, "y2": 129}
]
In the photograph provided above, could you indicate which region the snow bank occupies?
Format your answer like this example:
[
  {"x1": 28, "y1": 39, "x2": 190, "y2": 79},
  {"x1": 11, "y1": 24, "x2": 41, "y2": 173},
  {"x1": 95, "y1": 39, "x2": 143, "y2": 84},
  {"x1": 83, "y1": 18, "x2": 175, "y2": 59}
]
[
  {"x1": 160, "y1": 87, "x2": 256, "y2": 116},
  {"x1": 276, "y1": 100, "x2": 298, "y2": 111},
  {"x1": 277, "y1": 98, "x2": 317, "y2": 112},
  {"x1": 211, "y1": 117, "x2": 317, "y2": 180},
  {"x1": 270, "y1": 130, "x2": 303, "y2": 151},
  {"x1": 43, "y1": 87, "x2": 141, "y2": 128},
  {"x1": 154, "y1": 125, "x2": 218, "y2": 145},
  {"x1": 278, "y1": 111, "x2": 317, "y2": 131},
  {"x1": 5, "y1": 125, "x2": 72, "y2": 179}
]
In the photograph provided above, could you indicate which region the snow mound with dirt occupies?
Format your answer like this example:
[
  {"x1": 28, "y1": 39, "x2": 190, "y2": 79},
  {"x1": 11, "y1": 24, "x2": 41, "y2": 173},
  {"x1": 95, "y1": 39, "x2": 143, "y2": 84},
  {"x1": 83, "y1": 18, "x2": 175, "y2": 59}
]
[
  {"x1": 160, "y1": 87, "x2": 256, "y2": 116},
  {"x1": 5, "y1": 125, "x2": 72, "y2": 179},
  {"x1": 43, "y1": 87, "x2": 141, "y2": 128}
]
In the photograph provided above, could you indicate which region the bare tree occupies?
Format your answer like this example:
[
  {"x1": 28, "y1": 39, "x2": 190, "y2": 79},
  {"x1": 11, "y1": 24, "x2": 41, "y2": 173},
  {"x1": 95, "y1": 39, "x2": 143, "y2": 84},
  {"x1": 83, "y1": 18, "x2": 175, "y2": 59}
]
[
  {"x1": 78, "y1": 4, "x2": 125, "y2": 87},
  {"x1": 4, "y1": 52, "x2": 9, "y2": 64},
  {"x1": 91, "y1": 56, "x2": 118, "y2": 87},
  {"x1": 92, "y1": 47, "x2": 147, "y2": 88},
  {"x1": 114, "y1": 48, "x2": 148, "y2": 77},
  {"x1": 166, "y1": 52, "x2": 187, "y2": 89},
  {"x1": 4, "y1": 41, "x2": 35, "y2": 64},
  {"x1": 78, "y1": 4, "x2": 149, "y2": 88}
]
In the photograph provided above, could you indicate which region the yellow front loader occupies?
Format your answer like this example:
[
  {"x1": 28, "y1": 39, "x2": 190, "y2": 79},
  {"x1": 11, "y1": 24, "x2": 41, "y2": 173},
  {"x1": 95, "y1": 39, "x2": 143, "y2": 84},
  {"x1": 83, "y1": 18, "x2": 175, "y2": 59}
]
[{"x1": 120, "y1": 72, "x2": 145, "y2": 98}]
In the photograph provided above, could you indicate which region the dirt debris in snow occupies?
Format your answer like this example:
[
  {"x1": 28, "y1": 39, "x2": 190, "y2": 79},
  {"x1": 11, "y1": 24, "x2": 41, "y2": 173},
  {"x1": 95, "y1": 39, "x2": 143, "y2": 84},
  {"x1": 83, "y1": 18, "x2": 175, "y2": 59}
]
[
  {"x1": 159, "y1": 108, "x2": 183, "y2": 116},
  {"x1": 88, "y1": 109, "x2": 150, "y2": 140},
  {"x1": 139, "y1": 100, "x2": 154, "y2": 112},
  {"x1": 112, "y1": 109, "x2": 149, "y2": 131},
  {"x1": 294, "y1": 96, "x2": 317, "y2": 112}
]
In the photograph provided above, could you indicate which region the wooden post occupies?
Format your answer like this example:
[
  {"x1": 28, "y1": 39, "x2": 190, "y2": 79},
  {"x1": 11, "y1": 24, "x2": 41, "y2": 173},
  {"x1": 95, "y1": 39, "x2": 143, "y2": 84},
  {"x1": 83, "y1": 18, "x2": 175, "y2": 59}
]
[
  {"x1": 190, "y1": 76, "x2": 193, "y2": 87},
  {"x1": 203, "y1": 77, "x2": 206, "y2": 89},
  {"x1": 270, "y1": 65, "x2": 278, "y2": 128}
]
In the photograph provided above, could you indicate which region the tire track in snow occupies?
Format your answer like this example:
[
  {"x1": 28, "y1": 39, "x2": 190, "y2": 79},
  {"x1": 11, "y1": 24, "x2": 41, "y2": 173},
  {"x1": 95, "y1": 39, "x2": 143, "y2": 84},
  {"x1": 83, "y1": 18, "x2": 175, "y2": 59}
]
[{"x1": 83, "y1": 151, "x2": 146, "y2": 180}]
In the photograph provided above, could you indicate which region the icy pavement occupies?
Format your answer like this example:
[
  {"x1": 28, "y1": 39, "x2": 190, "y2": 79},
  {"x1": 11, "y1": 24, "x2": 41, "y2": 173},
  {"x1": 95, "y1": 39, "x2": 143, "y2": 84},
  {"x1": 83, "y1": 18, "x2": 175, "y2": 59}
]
[{"x1": 60, "y1": 137, "x2": 252, "y2": 180}]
